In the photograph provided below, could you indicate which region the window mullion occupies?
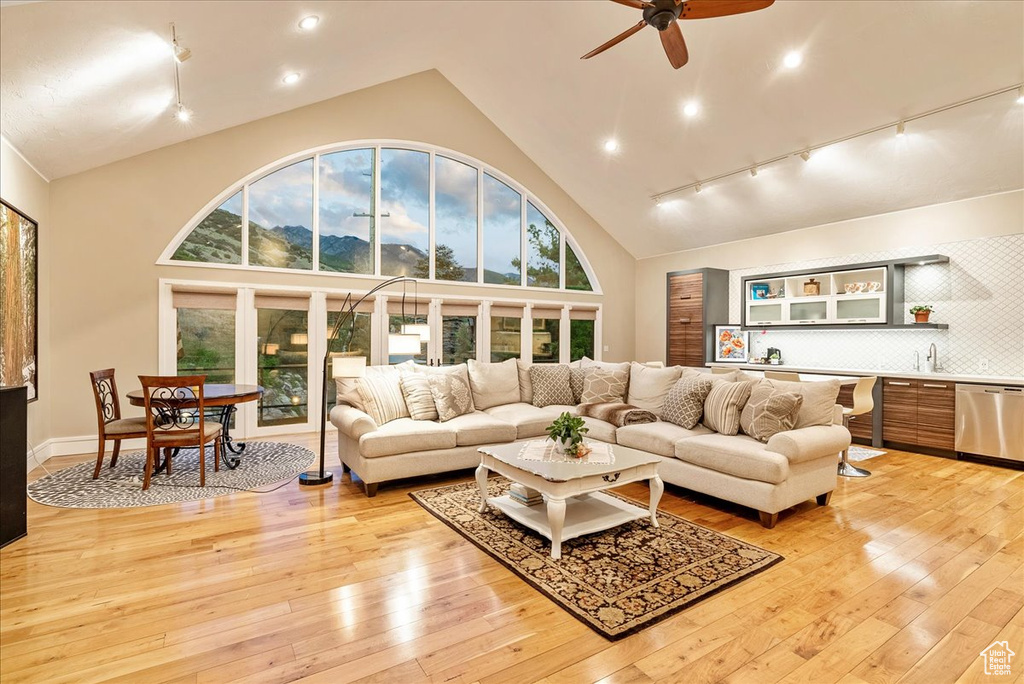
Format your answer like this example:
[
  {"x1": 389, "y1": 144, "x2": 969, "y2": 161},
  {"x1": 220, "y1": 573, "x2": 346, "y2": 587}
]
[
  {"x1": 476, "y1": 167, "x2": 484, "y2": 284},
  {"x1": 312, "y1": 154, "x2": 320, "y2": 272},
  {"x1": 241, "y1": 186, "x2": 250, "y2": 266},
  {"x1": 429, "y1": 151, "x2": 436, "y2": 281},
  {"x1": 374, "y1": 146, "x2": 382, "y2": 277},
  {"x1": 520, "y1": 194, "x2": 527, "y2": 288}
]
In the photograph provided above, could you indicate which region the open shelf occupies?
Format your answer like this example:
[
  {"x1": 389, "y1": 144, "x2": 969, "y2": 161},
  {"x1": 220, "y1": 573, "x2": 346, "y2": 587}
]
[{"x1": 742, "y1": 323, "x2": 949, "y2": 331}]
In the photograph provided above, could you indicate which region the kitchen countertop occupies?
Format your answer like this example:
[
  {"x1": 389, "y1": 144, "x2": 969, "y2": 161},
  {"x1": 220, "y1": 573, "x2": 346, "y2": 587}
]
[{"x1": 706, "y1": 363, "x2": 1024, "y2": 387}]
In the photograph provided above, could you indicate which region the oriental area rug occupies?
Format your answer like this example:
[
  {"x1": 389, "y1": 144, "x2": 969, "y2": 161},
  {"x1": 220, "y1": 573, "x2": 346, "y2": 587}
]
[
  {"x1": 411, "y1": 477, "x2": 783, "y2": 640},
  {"x1": 28, "y1": 441, "x2": 314, "y2": 509}
]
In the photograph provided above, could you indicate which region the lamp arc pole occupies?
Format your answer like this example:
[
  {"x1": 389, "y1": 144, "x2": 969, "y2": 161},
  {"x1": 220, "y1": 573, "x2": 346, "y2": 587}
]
[{"x1": 299, "y1": 275, "x2": 418, "y2": 487}]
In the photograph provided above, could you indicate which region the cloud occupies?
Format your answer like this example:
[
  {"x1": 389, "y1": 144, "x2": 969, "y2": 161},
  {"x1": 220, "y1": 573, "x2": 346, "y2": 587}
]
[{"x1": 249, "y1": 159, "x2": 313, "y2": 228}]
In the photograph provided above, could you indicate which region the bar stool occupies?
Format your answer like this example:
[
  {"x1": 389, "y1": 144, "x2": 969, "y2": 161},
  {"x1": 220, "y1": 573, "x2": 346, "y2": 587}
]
[
  {"x1": 765, "y1": 370, "x2": 801, "y2": 382},
  {"x1": 838, "y1": 376, "x2": 877, "y2": 477}
]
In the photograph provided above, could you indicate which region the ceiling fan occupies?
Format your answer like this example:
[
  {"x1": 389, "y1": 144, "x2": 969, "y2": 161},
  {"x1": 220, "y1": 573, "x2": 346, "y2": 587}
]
[{"x1": 582, "y1": 0, "x2": 776, "y2": 69}]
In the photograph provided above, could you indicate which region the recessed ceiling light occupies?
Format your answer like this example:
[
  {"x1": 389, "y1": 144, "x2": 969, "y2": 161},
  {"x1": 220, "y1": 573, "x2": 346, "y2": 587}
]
[
  {"x1": 603, "y1": 139, "x2": 619, "y2": 153},
  {"x1": 783, "y1": 51, "x2": 803, "y2": 69},
  {"x1": 298, "y1": 15, "x2": 319, "y2": 30},
  {"x1": 683, "y1": 101, "x2": 700, "y2": 118},
  {"x1": 283, "y1": 72, "x2": 301, "y2": 85}
]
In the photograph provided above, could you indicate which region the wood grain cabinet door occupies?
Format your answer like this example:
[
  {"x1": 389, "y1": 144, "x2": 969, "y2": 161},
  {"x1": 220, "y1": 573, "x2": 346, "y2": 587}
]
[
  {"x1": 916, "y1": 381, "x2": 955, "y2": 449},
  {"x1": 882, "y1": 379, "x2": 919, "y2": 445},
  {"x1": 667, "y1": 273, "x2": 704, "y2": 367}
]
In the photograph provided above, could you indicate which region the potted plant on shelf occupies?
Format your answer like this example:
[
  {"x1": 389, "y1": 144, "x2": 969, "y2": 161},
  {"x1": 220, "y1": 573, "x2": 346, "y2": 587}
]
[
  {"x1": 910, "y1": 305, "x2": 934, "y2": 323},
  {"x1": 545, "y1": 412, "x2": 589, "y2": 457}
]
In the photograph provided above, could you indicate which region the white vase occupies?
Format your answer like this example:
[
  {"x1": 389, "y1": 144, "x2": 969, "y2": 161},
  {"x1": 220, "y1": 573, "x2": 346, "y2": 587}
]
[{"x1": 551, "y1": 437, "x2": 572, "y2": 454}]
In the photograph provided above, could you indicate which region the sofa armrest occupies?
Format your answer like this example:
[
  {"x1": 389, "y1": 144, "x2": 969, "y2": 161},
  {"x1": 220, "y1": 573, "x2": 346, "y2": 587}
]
[
  {"x1": 767, "y1": 424, "x2": 851, "y2": 464},
  {"x1": 330, "y1": 405, "x2": 378, "y2": 440},
  {"x1": 832, "y1": 404, "x2": 844, "y2": 425}
]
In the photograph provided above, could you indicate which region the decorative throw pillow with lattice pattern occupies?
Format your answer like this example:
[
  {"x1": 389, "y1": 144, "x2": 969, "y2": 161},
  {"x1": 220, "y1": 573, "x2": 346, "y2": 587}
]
[
  {"x1": 530, "y1": 365, "x2": 574, "y2": 407},
  {"x1": 579, "y1": 366, "x2": 629, "y2": 404},
  {"x1": 660, "y1": 374, "x2": 714, "y2": 429},
  {"x1": 426, "y1": 364, "x2": 476, "y2": 422}
]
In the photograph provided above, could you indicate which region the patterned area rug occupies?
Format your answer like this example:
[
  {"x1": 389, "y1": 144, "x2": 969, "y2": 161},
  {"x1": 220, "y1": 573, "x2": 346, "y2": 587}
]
[
  {"x1": 411, "y1": 478, "x2": 783, "y2": 640},
  {"x1": 28, "y1": 442, "x2": 315, "y2": 509},
  {"x1": 848, "y1": 446, "x2": 887, "y2": 462}
]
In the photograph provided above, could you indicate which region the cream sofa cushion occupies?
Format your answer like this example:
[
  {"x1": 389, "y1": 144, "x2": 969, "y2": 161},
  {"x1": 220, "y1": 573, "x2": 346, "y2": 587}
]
[
  {"x1": 517, "y1": 359, "x2": 533, "y2": 404},
  {"x1": 627, "y1": 362, "x2": 683, "y2": 413},
  {"x1": 766, "y1": 378, "x2": 842, "y2": 428},
  {"x1": 580, "y1": 357, "x2": 631, "y2": 374},
  {"x1": 483, "y1": 402, "x2": 554, "y2": 439},
  {"x1": 355, "y1": 366, "x2": 410, "y2": 425},
  {"x1": 466, "y1": 359, "x2": 520, "y2": 410},
  {"x1": 359, "y1": 418, "x2": 457, "y2": 458},
  {"x1": 616, "y1": 421, "x2": 713, "y2": 458},
  {"x1": 443, "y1": 411, "x2": 518, "y2": 446},
  {"x1": 580, "y1": 417, "x2": 617, "y2": 444},
  {"x1": 675, "y1": 433, "x2": 790, "y2": 484}
]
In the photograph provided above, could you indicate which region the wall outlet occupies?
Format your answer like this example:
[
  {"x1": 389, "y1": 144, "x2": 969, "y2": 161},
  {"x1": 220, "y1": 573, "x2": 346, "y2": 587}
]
[
  {"x1": 979, "y1": 357, "x2": 990, "y2": 372},
  {"x1": 603, "y1": 345, "x2": 610, "y2": 352}
]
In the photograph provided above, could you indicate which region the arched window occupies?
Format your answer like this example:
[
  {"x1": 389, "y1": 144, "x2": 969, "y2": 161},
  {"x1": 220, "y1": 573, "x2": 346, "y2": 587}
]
[{"x1": 161, "y1": 142, "x2": 599, "y2": 293}]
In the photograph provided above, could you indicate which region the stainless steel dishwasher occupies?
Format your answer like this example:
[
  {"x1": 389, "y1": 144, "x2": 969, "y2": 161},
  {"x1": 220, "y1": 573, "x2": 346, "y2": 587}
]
[{"x1": 955, "y1": 384, "x2": 1024, "y2": 462}]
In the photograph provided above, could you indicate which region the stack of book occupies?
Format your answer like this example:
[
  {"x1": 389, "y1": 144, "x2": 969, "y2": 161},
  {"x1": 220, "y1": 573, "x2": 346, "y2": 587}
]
[{"x1": 509, "y1": 483, "x2": 543, "y2": 506}]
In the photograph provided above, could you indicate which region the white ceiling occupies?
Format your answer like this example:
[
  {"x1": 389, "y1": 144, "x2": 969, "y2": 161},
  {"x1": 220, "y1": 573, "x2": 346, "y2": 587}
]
[{"x1": 1, "y1": 1, "x2": 1022, "y2": 258}]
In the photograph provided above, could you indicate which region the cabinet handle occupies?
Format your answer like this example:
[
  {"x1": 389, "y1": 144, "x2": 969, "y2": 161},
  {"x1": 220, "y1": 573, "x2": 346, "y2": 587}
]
[
  {"x1": 602, "y1": 472, "x2": 621, "y2": 483},
  {"x1": 679, "y1": 295, "x2": 692, "y2": 300},
  {"x1": 888, "y1": 381, "x2": 912, "y2": 386},
  {"x1": 678, "y1": 318, "x2": 691, "y2": 324},
  {"x1": 922, "y1": 383, "x2": 947, "y2": 389},
  {"x1": 754, "y1": 321, "x2": 774, "y2": 325}
]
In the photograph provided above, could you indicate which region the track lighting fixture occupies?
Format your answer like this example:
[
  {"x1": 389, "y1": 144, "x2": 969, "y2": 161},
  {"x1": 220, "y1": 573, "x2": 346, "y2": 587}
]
[
  {"x1": 750, "y1": 165, "x2": 758, "y2": 177},
  {"x1": 799, "y1": 150, "x2": 810, "y2": 162},
  {"x1": 170, "y1": 23, "x2": 192, "y2": 123},
  {"x1": 175, "y1": 104, "x2": 192, "y2": 122},
  {"x1": 896, "y1": 120, "x2": 906, "y2": 136},
  {"x1": 694, "y1": 182, "x2": 702, "y2": 194}
]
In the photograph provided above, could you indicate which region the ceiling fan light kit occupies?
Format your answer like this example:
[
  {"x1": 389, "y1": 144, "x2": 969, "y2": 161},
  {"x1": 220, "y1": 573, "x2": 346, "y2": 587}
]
[{"x1": 583, "y1": 0, "x2": 775, "y2": 70}]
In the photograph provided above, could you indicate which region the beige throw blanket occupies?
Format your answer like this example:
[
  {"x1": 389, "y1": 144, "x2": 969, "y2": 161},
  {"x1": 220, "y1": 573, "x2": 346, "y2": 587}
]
[{"x1": 578, "y1": 402, "x2": 658, "y2": 427}]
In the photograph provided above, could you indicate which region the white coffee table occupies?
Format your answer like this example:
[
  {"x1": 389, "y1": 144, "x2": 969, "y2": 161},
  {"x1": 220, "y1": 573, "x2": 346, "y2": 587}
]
[{"x1": 476, "y1": 440, "x2": 663, "y2": 560}]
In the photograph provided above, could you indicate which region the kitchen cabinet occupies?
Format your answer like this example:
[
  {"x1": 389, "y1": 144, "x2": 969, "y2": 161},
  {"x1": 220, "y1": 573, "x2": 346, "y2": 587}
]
[
  {"x1": 882, "y1": 378, "x2": 955, "y2": 451},
  {"x1": 837, "y1": 384, "x2": 874, "y2": 443},
  {"x1": 666, "y1": 268, "x2": 728, "y2": 367}
]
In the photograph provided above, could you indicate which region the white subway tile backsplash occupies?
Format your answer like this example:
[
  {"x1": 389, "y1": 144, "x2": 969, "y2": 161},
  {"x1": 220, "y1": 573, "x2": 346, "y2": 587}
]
[{"x1": 728, "y1": 233, "x2": 1024, "y2": 378}]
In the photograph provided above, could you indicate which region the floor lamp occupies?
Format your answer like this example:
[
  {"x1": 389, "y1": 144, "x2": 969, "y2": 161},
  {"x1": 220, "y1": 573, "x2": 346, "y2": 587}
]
[{"x1": 300, "y1": 276, "x2": 420, "y2": 487}]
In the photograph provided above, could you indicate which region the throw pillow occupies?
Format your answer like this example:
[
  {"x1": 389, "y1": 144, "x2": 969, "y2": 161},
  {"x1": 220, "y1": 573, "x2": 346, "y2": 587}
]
[
  {"x1": 426, "y1": 364, "x2": 475, "y2": 422},
  {"x1": 765, "y1": 378, "x2": 842, "y2": 428},
  {"x1": 740, "y1": 380, "x2": 804, "y2": 442},
  {"x1": 569, "y1": 366, "x2": 587, "y2": 404},
  {"x1": 530, "y1": 365, "x2": 574, "y2": 407},
  {"x1": 400, "y1": 372, "x2": 438, "y2": 421},
  {"x1": 355, "y1": 366, "x2": 410, "y2": 425},
  {"x1": 579, "y1": 357, "x2": 632, "y2": 374},
  {"x1": 579, "y1": 366, "x2": 630, "y2": 404},
  {"x1": 702, "y1": 380, "x2": 756, "y2": 435},
  {"x1": 627, "y1": 362, "x2": 683, "y2": 413},
  {"x1": 467, "y1": 358, "x2": 520, "y2": 410},
  {"x1": 517, "y1": 359, "x2": 533, "y2": 404},
  {"x1": 661, "y1": 375, "x2": 715, "y2": 429},
  {"x1": 335, "y1": 377, "x2": 365, "y2": 412}
]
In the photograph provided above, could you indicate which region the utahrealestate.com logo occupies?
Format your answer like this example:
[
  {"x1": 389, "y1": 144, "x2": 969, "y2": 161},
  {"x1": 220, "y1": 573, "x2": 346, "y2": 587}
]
[{"x1": 980, "y1": 640, "x2": 1015, "y2": 676}]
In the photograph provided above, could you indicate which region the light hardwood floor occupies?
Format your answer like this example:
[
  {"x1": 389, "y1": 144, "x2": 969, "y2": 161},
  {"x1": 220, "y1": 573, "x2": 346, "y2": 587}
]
[{"x1": 2, "y1": 435, "x2": 1021, "y2": 684}]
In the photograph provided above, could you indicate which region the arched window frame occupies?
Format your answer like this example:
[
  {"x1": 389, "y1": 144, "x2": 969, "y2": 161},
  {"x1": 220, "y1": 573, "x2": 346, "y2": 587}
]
[{"x1": 159, "y1": 140, "x2": 602, "y2": 295}]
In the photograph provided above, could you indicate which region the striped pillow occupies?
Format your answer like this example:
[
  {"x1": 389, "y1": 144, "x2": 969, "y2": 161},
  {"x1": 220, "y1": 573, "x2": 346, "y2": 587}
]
[
  {"x1": 355, "y1": 367, "x2": 410, "y2": 425},
  {"x1": 739, "y1": 380, "x2": 804, "y2": 442},
  {"x1": 702, "y1": 380, "x2": 755, "y2": 435},
  {"x1": 400, "y1": 372, "x2": 438, "y2": 421}
]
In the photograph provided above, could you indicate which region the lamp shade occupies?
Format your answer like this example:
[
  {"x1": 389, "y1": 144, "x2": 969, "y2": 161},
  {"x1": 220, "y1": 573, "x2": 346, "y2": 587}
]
[
  {"x1": 401, "y1": 323, "x2": 430, "y2": 342},
  {"x1": 264, "y1": 343, "x2": 280, "y2": 355},
  {"x1": 290, "y1": 333, "x2": 309, "y2": 345},
  {"x1": 388, "y1": 333, "x2": 421, "y2": 355},
  {"x1": 332, "y1": 355, "x2": 366, "y2": 378}
]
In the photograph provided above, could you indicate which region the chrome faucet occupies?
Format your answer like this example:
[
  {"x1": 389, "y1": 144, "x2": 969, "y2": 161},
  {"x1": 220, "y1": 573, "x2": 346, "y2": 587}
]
[
  {"x1": 914, "y1": 350, "x2": 921, "y2": 372},
  {"x1": 926, "y1": 343, "x2": 939, "y2": 373}
]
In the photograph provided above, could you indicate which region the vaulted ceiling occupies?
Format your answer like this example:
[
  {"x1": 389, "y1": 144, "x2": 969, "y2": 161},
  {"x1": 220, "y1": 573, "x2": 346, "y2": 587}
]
[{"x1": 1, "y1": 0, "x2": 1021, "y2": 257}]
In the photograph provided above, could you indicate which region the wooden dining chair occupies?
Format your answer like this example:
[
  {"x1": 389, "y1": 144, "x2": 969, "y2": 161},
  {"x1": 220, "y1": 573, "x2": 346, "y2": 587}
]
[
  {"x1": 89, "y1": 369, "x2": 148, "y2": 479},
  {"x1": 138, "y1": 375, "x2": 222, "y2": 490},
  {"x1": 765, "y1": 370, "x2": 802, "y2": 382}
]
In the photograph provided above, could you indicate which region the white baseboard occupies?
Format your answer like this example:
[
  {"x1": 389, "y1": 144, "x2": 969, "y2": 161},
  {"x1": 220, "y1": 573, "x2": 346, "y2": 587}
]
[{"x1": 28, "y1": 435, "x2": 147, "y2": 473}]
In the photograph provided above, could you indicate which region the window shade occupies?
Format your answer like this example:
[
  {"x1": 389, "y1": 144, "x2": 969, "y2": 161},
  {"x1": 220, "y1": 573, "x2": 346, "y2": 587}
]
[
  {"x1": 569, "y1": 307, "x2": 598, "y2": 321},
  {"x1": 441, "y1": 301, "x2": 480, "y2": 316},
  {"x1": 490, "y1": 303, "x2": 526, "y2": 317},
  {"x1": 386, "y1": 298, "x2": 431, "y2": 315},
  {"x1": 171, "y1": 287, "x2": 237, "y2": 311},
  {"x1": 254, "y1": 294, "x2": 311, "y2": 311},
  {"x1": 531, "y1": 306, "x2": 563, "y2": 319},
  {"x1": 326, "y1": 294, "x2": 375, "y2": 314}
]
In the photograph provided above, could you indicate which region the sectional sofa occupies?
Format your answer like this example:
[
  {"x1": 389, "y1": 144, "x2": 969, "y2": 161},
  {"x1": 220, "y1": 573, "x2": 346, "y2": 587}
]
[{"x1": 330, "y1": 359, "x2": 851, "y2": 528}]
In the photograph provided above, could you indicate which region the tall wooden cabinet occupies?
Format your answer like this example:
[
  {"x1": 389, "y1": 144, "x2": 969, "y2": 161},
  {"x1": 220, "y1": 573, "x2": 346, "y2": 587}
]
[{"x1": 666, "y1": 268, "x2": 729, "y2": 367}]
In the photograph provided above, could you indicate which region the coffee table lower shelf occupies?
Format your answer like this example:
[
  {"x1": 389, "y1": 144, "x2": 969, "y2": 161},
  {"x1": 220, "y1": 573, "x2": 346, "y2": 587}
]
[{"x1": 489, "y1": 492, "x2": 650, "y2": 551}]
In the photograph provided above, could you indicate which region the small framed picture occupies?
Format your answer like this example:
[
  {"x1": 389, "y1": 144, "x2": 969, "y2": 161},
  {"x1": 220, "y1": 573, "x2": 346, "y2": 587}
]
[
  {"x1": 750, "y1": 284, "x2": 769, "y2": 300},
  {"x1": 714, "y1": 325, "x2": 750, "y2": 363}
]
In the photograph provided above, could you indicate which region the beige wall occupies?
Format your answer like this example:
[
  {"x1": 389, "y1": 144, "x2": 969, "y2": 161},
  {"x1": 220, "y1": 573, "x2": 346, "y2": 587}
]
[
  {"x1": 47, "y1": 70, "x2": 636, "y2": 440},
  {"x1": 635, "y1": 190, "x2": 1024, "y2": 362},
  {"x1": 1, "y1": 136, "x2": 51, "y2": 452}
]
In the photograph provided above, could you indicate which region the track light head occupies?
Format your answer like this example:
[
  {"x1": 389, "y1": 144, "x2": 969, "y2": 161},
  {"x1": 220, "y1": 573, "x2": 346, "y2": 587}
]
[
  {"x1": 750, "y1": 165, "x2": 758, "y2": 177},
  {"x1": 174, "y1": 45, "x2": 191, "y2": 63},
  {"x1": 896, "y1": 120, "x2": 906, "y2": 136},
  {"x1": 799, "y1": 150, "x2": 810, "y2": 162},
  {"x1": 175, "y1": 103, "x2": 191, "y2": 122},
  {"x1": 694, "y1": 182, "x2": 702, "y2": 194}
]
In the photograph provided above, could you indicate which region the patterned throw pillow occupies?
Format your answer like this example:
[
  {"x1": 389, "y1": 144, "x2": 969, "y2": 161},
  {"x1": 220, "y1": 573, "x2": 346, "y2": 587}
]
[
  {"x1": 579, "y1": 367, "x2": 629, "y2": 404},
  {"x1": 661, "y1": 375, "x2": 715, "y2": 429},
  {"x1": 355, "y1": 367, "x2": 410, "y2": 425},
  {"x1": 702, "y1": 380, "x2": 755, "y2": 435},
  {"x1": 426, "y1": 365, "x2": 475, "y2": 422},
  {"x1": 530, "y1": 365, "x2": 574, "y2": 407},
  {"x1": 740, "y1": 380, "x2": 804, "y2": 442},
  {"x1": 569, "y1": 367, "x2": 587, "y2": 404},
  {"x1": 400, "y1": 373, "x2": 439, "y2": 421}
]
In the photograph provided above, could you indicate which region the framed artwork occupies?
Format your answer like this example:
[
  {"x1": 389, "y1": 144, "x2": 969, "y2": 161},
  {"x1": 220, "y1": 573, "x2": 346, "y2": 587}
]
[
  {"x1": 750, "y1": 283, "x2": 769, "y2": 300},
  {"x1": 0, "y1": 199, "x2": 38, "y2": 401},
  {"x1": 714, "y1": 325, "x2": 749, "y2": 363}
]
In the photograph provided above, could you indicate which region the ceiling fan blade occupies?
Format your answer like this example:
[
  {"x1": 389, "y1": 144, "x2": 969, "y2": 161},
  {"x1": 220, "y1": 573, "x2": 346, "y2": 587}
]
[
  {"x1": 679, "y1": 0, "x2": 775, "y2": 20},
  {"x1": 581, "y1": 20, "x2": 647, "y2": 60},
  {"x1": 610, "y1": 0, "x2": 654, "y2": 9},
  {"x1": 660, "y1": 22, "x2": 689, "y2": 69}
]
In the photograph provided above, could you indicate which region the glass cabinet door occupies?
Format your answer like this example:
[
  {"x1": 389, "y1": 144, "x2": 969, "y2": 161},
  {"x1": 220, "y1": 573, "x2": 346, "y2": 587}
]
[
  {"x1": 747, "y1": 302, "x2": 784, "y2": 326},
  {"x1": 834, "y1": 295, "x2": 885, "y2": 323},
  {"x1": 788, "y1": 299, "x2": 829, "y2": 323}
]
